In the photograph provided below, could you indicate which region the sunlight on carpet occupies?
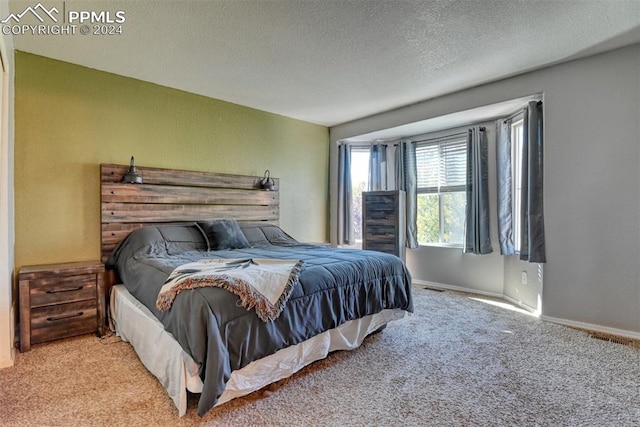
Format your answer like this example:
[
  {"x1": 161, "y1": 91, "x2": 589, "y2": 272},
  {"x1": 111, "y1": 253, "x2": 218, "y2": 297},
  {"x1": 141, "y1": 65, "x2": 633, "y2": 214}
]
[{"x1": 468, "y1": 296, "x2": 536, "y2": 316}]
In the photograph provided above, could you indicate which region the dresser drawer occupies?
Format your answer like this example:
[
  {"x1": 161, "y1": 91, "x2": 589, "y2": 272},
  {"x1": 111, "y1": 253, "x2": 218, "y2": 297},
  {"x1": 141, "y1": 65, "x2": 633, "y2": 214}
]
[
  {"x1": 363, "y1": 207, "x2": 397, "y2": 221},
  {"x1": 364, "y1": 194, "x2": 398, "y2": 204},
  {"x1": 30, "y1": 299, "x2": 98, "y2": 344},
  {"x1": 365, "y1": 224, "x2": 396, "y2": 236},
  {"x1": 365, "y1": 236, "x2": 396, "y2": 246},
  {"x1": 365, "y1": 243, "x2": 398, "y2": 254},
  {"x1": 30, "y1": 274, "x2": 97, "y2": 307}
]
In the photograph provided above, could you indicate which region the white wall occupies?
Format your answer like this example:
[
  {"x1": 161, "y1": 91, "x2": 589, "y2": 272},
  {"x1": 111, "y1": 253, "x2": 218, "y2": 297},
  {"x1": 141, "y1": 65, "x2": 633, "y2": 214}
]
[
  {"x1": 331, "y1": 44, "x2": 640, "y2": 334},
  {"x1": 0, "y1": 0, "x2": 14, "y2": 368}
]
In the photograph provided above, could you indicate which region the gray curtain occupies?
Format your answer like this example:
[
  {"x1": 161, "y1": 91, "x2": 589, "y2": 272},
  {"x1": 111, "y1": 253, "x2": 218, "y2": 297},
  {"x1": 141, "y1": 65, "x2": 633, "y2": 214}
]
[
  {"x1": 497, "y1": 118, "x2": 515, "y2": 255},
  {"x1": 337, "y1": 143, "x2": 353, "y2": 245},
  {"x1": 368, "y1": 143, "x2": 388, "y2": 191},
  {"x1": 395, "y1": 140, "x2": 419, "y2": 248},
  {"x1": 521, "y1": 101, "x2": 546, "y2": 262},
  {"x1": 464, "y1": 127, "x2": 493, "y2": 255}
]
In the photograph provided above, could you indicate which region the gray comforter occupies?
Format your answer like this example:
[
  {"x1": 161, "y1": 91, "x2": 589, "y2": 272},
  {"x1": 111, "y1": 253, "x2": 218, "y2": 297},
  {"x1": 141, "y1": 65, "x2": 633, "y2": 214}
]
[{"x1": 107, "y1": 223, "x2": 413, "y2": 416}]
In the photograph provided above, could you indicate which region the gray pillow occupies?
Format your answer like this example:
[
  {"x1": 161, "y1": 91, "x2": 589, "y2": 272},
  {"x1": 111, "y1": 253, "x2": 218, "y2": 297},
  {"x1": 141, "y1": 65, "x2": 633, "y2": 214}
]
[
  {"x1": 197, "y1": 219, "x2": 251, "y2": 251},
  {"x1": 238, "y1": 223, "x2": 270, "y2": 246},
  {"x1": 159, "y1": 224, "x2": 208, "y2": 254},
  {"x1": 238, "y1": 223, "x2": 300, "y2": 246}
]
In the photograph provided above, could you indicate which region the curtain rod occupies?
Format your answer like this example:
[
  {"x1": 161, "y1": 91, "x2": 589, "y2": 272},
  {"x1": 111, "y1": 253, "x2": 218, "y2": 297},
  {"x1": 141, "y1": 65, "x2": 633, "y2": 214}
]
[{"x1": 503, "y1": 100, "x2": 543, "y2": 123}]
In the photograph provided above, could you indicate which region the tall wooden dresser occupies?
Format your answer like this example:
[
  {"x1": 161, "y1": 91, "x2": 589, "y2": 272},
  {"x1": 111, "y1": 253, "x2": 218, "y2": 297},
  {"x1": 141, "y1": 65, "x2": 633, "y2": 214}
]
[{"x1": 362, "y1": 190, "x2": 406, "y2": 260}]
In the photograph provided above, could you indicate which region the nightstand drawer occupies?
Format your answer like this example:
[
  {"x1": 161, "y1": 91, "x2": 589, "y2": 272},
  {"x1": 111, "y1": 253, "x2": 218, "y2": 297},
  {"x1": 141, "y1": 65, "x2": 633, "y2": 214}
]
[
  {"x1": 30, "y1": 300, "x2": 97, "y2": 343},
  {"x1": 30, "y1": 274, "x2": 97, "y2": 307}
]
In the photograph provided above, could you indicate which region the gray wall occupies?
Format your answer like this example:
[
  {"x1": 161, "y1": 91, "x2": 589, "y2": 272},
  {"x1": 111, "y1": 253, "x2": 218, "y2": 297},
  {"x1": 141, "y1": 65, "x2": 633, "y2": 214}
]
[
  {"x1": 330, "y1": 44, "x2": 640, "y2": 334},
  {"x1": 503, "y1": 256, "x2": 542, "y2": 312}
]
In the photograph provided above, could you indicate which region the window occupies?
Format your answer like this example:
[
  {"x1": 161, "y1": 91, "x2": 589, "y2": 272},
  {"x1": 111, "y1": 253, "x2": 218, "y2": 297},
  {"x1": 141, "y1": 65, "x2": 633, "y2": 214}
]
[
  {"x1": 511, "y1": 117, "x2": 524, "y2": 252},
  {"x1": 415, "y1": 134, "x2": 467, "y2": 246},
  {"x1": 350, "y1": 147, "x2": 370, "y2": 242}
]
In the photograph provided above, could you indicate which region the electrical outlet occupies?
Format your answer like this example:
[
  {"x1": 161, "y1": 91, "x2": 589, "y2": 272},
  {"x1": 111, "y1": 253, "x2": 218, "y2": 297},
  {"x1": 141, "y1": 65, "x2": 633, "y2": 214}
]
[{"x1": 521, "y1": 271, "x2": 528, "y2": 285}]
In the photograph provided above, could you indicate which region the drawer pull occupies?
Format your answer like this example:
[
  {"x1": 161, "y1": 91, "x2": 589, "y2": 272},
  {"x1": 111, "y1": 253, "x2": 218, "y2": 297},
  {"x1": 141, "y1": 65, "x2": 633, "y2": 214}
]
[
  {"x1": 46, "y1": 286, "x2": 83, "y2": 293},
  {"x1": 46, "y1": 312, "x2": 84, "y2": 322}
]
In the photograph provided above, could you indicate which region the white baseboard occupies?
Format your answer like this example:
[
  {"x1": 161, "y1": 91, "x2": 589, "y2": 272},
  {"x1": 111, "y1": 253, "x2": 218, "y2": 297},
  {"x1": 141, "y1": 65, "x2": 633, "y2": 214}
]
[
  {"x1": 541, "y1": 315, "x2": 640, "y2": 341},
  {"x1": 0, "y1": 304, "x2": 15, "y2": 369},
  {"x1": 0, "y1": 353, "x2": 13, "y2": 369},
  {"x1": 412, "y1": 279, "x2": 504, "y2": 299},
  {"x1": 503, "y1": 294, "x2": 539, "y2": 316}
]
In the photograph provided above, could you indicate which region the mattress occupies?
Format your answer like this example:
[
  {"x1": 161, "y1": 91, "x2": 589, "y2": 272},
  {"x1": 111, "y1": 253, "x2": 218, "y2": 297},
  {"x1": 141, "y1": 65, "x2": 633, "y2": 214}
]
[{"x1": 110, "y1": 284, "x2": 407, "y2": 416}]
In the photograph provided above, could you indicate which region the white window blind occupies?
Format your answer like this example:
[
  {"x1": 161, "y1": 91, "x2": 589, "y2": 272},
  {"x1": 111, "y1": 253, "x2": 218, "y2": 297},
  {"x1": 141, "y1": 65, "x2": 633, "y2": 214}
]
[
  {"x1": 415, "y1": 133, "x2": 468, "y2": 246},
  {"x1": 416, "y1": 134, "x2": 467, "y2": 193}
]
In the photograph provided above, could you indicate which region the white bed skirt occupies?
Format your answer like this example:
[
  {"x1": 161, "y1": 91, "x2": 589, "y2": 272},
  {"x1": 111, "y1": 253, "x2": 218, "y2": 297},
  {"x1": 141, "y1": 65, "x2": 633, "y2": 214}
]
[{"x1": 110, "y1": 284, "x2": 407, "y2": 416}]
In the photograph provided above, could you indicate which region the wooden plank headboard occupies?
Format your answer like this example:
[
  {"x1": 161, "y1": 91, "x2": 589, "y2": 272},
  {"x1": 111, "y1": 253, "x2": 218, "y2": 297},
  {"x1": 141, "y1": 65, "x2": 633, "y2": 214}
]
[{"x1": 100, "y1": 163, "x2": 279, "y2": 263}]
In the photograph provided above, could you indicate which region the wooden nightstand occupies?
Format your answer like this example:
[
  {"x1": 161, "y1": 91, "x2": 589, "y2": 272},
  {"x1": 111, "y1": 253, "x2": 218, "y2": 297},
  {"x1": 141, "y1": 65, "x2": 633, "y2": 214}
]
[{"x1": 19, "y1": 261, "x2": 105, "y2": 352}]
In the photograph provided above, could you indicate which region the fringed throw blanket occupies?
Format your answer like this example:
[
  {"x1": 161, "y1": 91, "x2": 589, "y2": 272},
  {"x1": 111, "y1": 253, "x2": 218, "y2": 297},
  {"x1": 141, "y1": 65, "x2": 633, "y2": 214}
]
[{"x1": 156, "y1": 258, "x2": 305, "y2": 322}]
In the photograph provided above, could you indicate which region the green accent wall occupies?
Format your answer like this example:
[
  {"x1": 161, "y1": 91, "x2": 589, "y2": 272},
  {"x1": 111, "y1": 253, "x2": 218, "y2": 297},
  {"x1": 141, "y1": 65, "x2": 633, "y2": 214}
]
[{"x1": 15, "y1": 52, "x2": 329, "y2": 268}]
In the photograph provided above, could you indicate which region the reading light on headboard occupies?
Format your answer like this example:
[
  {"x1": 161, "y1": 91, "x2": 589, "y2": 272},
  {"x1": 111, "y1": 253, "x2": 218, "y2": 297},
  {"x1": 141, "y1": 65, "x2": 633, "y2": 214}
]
[
  {"x1": 260, "y1": 170, "x2": 275, "y2": 191},
  {"x1": 121, "y1": 156, "x2": 143, "y2": 184}
]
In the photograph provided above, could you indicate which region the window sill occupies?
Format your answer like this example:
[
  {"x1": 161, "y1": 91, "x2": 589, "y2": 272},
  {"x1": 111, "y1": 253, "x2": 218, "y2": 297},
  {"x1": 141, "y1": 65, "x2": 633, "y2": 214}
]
[{"x1": 417, "y1": 243, "x2": 463, "y2": 249}]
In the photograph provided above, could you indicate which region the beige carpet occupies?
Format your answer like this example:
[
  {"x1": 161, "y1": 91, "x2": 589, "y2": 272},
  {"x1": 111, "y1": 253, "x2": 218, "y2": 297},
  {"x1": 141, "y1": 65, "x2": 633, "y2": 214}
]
[{"x1": 1, "y1": 286, "x2": 639, "y2": 426}]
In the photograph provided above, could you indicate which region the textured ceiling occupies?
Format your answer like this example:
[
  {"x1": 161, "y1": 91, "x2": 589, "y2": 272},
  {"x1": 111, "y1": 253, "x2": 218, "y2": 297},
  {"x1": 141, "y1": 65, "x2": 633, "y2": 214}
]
[{"x1": 10, "y1": 0, "x2": 640, "y2": 126}]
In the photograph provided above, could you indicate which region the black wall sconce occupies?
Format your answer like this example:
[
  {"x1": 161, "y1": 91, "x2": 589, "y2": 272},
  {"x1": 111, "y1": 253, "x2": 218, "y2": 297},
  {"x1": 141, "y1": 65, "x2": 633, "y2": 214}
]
[
  {"x1": 260, "y1": 170, "x2": 275, "y2": 191},
  {"x1": 122, "y1": 156, "x2": 143, "y2": 184}
]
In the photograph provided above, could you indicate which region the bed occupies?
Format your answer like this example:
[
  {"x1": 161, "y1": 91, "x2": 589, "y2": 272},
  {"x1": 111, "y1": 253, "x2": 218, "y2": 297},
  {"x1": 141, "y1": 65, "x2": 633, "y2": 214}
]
[{"x1": 101, "y1": 164, "x2": 413, "y2": 417}]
